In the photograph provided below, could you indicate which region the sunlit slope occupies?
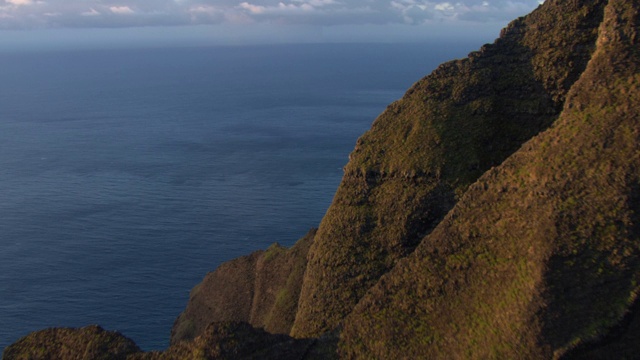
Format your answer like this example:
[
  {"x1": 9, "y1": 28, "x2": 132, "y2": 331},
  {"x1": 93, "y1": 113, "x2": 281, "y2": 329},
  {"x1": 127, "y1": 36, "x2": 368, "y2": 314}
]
[
  {"x1": 292, "y1": 0, "x2": 607, "y2": 337},
  {"x1": 340, "y1": 0, "x2": 640, "y2": 357}
]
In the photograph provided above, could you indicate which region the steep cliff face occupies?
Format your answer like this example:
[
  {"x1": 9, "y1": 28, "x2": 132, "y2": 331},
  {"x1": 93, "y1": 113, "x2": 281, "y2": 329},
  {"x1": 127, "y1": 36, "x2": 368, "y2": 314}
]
[
  {"x1": 340, "y1": 0, "x2": 640, "y2": 357},
  {"x1": 292, "y1": 0, "x2": 607, "y2": 337},
  {"x1": 5, "y1": 0, "x2": 640, "y2": 358},
  {"x1": 171, "y1": 229, "x2": 315, "y2": 343}
]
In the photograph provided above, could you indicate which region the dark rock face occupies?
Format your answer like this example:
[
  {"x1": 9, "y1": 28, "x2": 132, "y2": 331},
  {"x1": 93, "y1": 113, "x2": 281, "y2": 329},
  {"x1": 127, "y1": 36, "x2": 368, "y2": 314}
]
[
  {"x1": 2, "y1": 325, "x2": 140, "y2": 360},
  {"x1": 171, "y1": 229, "x2": 316, "y2": 343}
]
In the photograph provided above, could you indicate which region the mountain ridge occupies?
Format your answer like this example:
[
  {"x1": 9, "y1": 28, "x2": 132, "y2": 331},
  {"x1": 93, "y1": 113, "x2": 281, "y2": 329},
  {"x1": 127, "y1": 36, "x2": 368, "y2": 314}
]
[
  {"x1": 293, "y1": 0, "x2": 607, "y2": 337},
  {"x1": 340, "y1": 0, "x2": 640, "y2": 356},
  {"x1": 4, "y1": 0, "x2": 640, "y2": 358}
]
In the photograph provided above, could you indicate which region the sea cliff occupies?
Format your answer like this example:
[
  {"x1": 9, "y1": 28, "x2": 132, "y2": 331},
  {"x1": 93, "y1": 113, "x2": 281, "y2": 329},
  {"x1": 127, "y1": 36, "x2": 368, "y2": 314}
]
[{"x1": 5, "y1": 0, "x2": 640, "y2": 358}]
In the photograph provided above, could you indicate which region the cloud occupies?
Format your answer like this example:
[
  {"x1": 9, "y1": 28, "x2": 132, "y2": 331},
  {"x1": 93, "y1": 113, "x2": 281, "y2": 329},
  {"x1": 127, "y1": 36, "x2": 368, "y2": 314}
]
[
  {"x1": 0, "y1": 0, "x2": 542, "y2": 30},
  {"x1": 81, "y1": 8, "x2": 100, "y2": 16},
  {"x1": 110, "y1": 6, "x2": 135, "y2": 15},
  {"x1": 6, "y1": 0, "x2": 34, "y2": 5}
]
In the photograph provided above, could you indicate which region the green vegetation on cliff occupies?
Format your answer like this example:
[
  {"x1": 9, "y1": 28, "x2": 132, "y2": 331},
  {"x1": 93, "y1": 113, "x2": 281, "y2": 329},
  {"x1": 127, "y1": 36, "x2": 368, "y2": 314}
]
[
  {"x1": 339, "y1": 0, "x2": 640, "y2": 357},
  {"x1": 292, "y1": 0, "x2": 607, "y2": 337},
  {"x1": 171, "y1": 229, "x2": 316, "y2": 343},
  {"x1": 3, "y1": 325, "x2": 140, "y2": 360},
  {"x1": 5, "y1": 0, "x2": 640, "y2": 358},
  {"x1": 137, "y1": 322, "x2": 314, "y2": 360}
]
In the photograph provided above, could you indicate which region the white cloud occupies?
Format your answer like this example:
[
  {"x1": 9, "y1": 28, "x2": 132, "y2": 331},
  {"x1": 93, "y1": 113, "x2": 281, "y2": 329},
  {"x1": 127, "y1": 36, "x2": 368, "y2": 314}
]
[
  {"x1": 110, "y1": 6, "x2": 134, "y2": 14},
  {"x1": 81, "y1": 8, "x2": 100, "y2": 16},
  {"x1": 190, "y1": 5, "x2": 217, "y2": 14},
  {"x1": 239, "y1": 2, "x2": 265, "y2": 14},
  {"x1": 0, "y1": 0, "x2": 541, "y2": 31},
  {"x1": 434, "y1": 2, "x2": 454, "y2": 12},
  {"x1": 6, "y1": 0, "x2": 33, "y2": 5}
]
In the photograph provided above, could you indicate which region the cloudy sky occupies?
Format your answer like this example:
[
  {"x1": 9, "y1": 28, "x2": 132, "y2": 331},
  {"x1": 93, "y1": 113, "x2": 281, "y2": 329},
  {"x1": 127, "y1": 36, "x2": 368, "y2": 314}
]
[{"x1": 0, "y1": 0, "x2": 542, "y2": 50}]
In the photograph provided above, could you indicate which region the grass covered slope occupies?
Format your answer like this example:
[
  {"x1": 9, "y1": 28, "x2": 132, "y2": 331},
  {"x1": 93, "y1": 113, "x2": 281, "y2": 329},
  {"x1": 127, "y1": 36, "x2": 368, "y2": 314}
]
[
  {"x1": 4, "y1": 321, "x2": 336, "y2": 360},
  {"x1": 136, "y1": 322, "x2": 315, "y2": 360},
  {"x1": 171, "y1": 229, "x2": 315, "y2": 343},
  {"x1": 6, "y1": 0, "x2": 640, "y2": 358},
  {"x1": 3, "y1": 325, "x2": 140, "y2": 360},
  {"x1": 339, "y1": 0, "x2": 640, "y2": 357},
  {"x1": 292, "y1": 0, "x2": 607, "y2": 338}
]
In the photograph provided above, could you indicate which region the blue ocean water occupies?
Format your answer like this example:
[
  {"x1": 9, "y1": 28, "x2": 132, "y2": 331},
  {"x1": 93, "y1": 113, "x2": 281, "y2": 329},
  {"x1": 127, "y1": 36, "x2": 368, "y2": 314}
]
[{"x1": 0, "y1": 42, "x2": 477, "y2": 351}]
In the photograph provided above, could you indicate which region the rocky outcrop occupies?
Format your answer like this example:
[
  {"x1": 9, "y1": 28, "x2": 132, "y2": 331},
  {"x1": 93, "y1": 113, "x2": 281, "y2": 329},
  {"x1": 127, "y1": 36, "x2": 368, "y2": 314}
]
[
  {"x1": 3, "y1": 322, "x2": 333, "y2": 360},
  {"x1": 171, "y1": 229, "x2": 315, "y2": 343},
  {"x1": 136, "y1": 322, "x2": 317, "y2": 360},
  {"x1": 2, "y1": 325, "x2": 140, "y2": 360}
]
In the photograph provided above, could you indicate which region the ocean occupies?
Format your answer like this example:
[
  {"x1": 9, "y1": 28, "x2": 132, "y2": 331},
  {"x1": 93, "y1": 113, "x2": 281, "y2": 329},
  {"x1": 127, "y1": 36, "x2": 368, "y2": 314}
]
[{"x1": 0, "y1": 42, "x2": 477, "y2": 351}]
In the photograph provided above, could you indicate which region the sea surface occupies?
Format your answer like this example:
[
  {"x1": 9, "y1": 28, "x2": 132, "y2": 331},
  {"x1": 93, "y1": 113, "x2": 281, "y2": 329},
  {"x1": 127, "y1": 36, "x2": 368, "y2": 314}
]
[{"x1": 0, "y1": 42, "x2": 477, "y2": 351}]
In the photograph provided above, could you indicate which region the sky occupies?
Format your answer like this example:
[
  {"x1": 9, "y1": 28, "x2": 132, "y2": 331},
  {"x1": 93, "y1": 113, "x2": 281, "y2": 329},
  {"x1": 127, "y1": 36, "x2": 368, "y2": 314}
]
[{"x1": 0, "y1": 0, "x2": 543, "y2": 51}]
